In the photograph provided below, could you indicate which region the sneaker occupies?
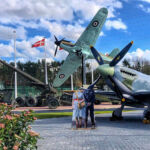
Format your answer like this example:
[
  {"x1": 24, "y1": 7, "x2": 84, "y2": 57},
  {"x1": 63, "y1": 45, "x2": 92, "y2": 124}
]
[
  {"x1": 91, "y1": 124, "x2": 95, "y2": 129},
  {"x1": 84, "y1": 123, "x2": 87, "y2": 128}
]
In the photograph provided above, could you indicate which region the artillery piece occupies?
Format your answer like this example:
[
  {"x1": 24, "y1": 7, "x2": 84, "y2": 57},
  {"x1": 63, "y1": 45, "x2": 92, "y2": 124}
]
[{"x1": 0, "y1": 59, "x2": 59, "y2": 109}]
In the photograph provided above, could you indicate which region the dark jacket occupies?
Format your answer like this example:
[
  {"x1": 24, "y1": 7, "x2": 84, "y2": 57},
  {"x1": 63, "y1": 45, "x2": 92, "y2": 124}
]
[
  {"x1": 83, "y1": 75, "x2": 101, "y2": 104},
  {"x1": 83, "y1": 88, "x2": 95, "y2": 103}
]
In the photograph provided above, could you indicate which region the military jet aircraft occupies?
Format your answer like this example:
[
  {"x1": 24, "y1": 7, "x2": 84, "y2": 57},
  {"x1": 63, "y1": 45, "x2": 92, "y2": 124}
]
[
  {"x1": 53, "y1": 7, "x2": 121, "y2": 87},
  {"x1": 90, "y1": 41, "x2": 150, "y2": 121}
]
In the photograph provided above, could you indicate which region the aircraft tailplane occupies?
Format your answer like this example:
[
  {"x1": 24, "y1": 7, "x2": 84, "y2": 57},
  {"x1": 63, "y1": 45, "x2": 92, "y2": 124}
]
[{"x1": 109, "y1": 48, "x2": 120, "y2": 58}]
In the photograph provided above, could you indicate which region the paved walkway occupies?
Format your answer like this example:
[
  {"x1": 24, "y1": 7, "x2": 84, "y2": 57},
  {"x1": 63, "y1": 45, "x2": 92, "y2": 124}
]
[
  {"x1": 32, "y1": 110, "x2": 150, "y2": 150},
  {"x1": 13, "y1": 103, "x2": 141, "y2": 113}
]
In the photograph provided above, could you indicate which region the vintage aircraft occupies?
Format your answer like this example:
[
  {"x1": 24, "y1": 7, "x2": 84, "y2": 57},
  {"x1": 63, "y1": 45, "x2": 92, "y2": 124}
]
[
  {"x1": 52, "y1": 7, "x2": 150, "y2": 121},
  {"x1": 52, "y1": 7, "x2": 120, "y2": 87},
  {"x1": 90, "y1": 41, "x2": 150, "y2": 121}
]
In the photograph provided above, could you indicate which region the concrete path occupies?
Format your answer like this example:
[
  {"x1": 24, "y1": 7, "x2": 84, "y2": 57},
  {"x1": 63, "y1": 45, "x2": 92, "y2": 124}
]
[{"x1": 32, "y1": 110, "x2": 150, "y2": 150}]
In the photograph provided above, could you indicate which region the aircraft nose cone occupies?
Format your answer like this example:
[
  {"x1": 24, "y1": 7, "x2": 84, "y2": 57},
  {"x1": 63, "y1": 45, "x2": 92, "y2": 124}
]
[
  {"x1": 55, "y1": 40, "x2": 60, "y2": 46},
  {"x1": 98, "y1": 64, "x2": 114, "y2": 77}
]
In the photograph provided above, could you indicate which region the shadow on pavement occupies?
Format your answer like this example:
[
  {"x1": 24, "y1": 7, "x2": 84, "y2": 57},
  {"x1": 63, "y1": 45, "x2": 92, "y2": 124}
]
[{"x1": 95, "y1": 112, "x2": 150, "y2": 131}]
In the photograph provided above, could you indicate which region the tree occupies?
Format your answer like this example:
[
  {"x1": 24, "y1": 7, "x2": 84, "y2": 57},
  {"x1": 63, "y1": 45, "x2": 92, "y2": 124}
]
[
  {"x1": 134, "y1": 60, "x2": 141, "y2": 71},
  {"x1": 122, "y1": 59, "x2": 131, "y2": 68}
]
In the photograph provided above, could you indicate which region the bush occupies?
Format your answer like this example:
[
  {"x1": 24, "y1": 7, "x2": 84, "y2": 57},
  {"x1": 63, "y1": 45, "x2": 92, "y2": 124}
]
[{"x1": 0, "y1": 103, "x2": 39, "y2": 150}]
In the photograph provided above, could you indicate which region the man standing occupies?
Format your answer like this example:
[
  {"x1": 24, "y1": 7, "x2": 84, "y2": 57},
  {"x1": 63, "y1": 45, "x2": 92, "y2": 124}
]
[{"x1": 83, "y1": 75, "x2": 101, "y2": 129}]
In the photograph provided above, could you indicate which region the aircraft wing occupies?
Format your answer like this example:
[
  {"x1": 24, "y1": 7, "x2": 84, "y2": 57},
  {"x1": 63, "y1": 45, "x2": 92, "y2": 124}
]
[
  {"x1": 75, "y1": 8, "x2": 108, "y2": 47},
  {"x1": 95, "y1": 90, "x2": 120, "y2": 101},
  {"x1": 95, "y1": 90, "x2": 117, "y2": 96},
  {"x1": 53, "y1": 53, "x2": 82, "y2": 87},
  {"x1": 132, "y1": 91, "x2": 150, "y2": 100}
]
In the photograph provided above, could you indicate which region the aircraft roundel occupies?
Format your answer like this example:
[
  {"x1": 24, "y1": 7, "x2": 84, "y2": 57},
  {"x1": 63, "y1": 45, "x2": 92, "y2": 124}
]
[
  {"x1": 59, "y1": 74, "x2": 65, "y2": 79},
  {"x1": 92, "y1": 20, "x2": 99, "y2": 27}
]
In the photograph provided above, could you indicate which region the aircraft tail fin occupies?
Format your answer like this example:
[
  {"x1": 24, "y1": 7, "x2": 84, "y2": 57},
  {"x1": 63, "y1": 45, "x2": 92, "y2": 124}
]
[{"x1": 109, "y1": 48, "x2": 120, "y2": 58}]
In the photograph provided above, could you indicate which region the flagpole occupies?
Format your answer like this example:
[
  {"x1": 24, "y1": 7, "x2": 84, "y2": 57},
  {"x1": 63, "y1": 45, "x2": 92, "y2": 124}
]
[
  {"x1": 13, "y1": 30, "x2": 17, "y2": 99},
  {"x1": 44, "y1": 38, "x2": 48, "y2": 85},
  {"x1": 91, "y1": 59, "x2": 94, "y2": 83},
  {"x1": 71, "y1": 74, "x2": 73, "y2": 90},
  {"x1": 83, "y1": 56, "x2": 86, "y2": 85}
]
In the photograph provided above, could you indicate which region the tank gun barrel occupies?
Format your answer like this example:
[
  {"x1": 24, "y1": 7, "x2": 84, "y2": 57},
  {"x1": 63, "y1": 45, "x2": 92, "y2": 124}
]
[
  {"x1": 0, "y1": 59, "x2": 45, "y2": 86},
  {"x1": 0, "y1": 59, "x2": 57, "y2": 93}
]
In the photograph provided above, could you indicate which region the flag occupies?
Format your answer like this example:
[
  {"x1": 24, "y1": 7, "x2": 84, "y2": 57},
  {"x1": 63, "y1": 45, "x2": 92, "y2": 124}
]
[{"x1": 32, "y1": 38, "x2": 45, "y2": 48}]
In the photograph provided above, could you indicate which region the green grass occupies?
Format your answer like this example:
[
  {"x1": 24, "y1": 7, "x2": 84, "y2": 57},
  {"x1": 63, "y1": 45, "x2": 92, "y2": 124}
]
[
  {"x1": 34, "y1": 112, "x2": 73, "y2": 119},
  {"x1": 33, "y1": 110, "x2": 132, "y2": 119}
]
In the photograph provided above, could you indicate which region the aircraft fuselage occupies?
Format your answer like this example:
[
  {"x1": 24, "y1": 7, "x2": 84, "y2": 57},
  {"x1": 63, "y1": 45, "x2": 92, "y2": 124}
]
[
  {"x1": 60, "y1": 43, "x2": 112, "y2": 62},
  {"x1": 114, "y1": 66, "x2": 150, "y2": 93}
]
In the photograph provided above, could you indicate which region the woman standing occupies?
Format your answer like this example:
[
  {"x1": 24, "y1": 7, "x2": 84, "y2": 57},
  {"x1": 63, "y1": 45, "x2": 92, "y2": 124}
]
[{"x1": 72, "y1": 89, "x2": 86, "y2": 128}]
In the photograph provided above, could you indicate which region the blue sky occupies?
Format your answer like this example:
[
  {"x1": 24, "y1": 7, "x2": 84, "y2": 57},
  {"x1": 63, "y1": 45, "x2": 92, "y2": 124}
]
[{"x1": 0, "y1": 0, "x2": 150, "y2": 64}]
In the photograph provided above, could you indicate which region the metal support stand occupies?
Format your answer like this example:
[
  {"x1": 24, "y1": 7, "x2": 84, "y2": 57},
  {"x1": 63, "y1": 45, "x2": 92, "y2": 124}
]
[
  {"x1": 13, "y1": 30, "x2": 17, "y2": 99},
  {"x1": 71, "y1": 74, "x2": 74, "y2": 90},
  {"x1": 82, "y1": 56, "x2": 86, "y2": 86},
  {"x1": 44, "y1": 41, "x2": 48, "y2": 85}
]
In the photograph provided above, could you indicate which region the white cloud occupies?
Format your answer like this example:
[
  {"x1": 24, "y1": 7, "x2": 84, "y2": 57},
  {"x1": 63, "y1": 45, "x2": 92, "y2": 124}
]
[
  {"x1": 0, "y1": 0, "x2": 73, "y2": 22},
  {"x1": 0, "y1": 0, "x2": 122, "y2": 21},
  {"x1": 0, "y1": 44, "x2": 14, "y2": 57},
  {"x1": 16, "y1": 58, "x2": 29, "y2": 63},
  {"x1": 102, "y1": 0, "x2": 122, "y2": 18},
  {"x1": 70, "y1": 0, "x2": 121, "y2": 20},
  {"x1": 40, "y1": 19, "x2": 85, "y2": 41},
  {"x1": 15, "y1": 36, "x2": 68, "y2": 62},
  {"x1": 45, "y1": 58, "x2": 54, "y2": 63},
  {"x1": 0, "y1": 0, "x2": 123, "y2": 28},
  {"x1": 141, "y1": 0, "x2": 150, "y2": 3},
  {"x1": 138, "y1": 4, "x2": 150, "y2": 13},
  {"x1": 53, "y1": 50, "x2": 68, "y2": 62},
  {"x1": 138, "y1": 4, "x2": 144, "y2": 9},
  {"x1": 0, "y1": 25, "x2": 27, "y2": 40},
  {"x1": 45, "y1": 37, "x2": 68, "y2": 62},
  {"x1": 16, "y1": 27, "x2": 27, "y2": 40},
  {"x1": 105, "y1": 18, "x2": 127, "y2": 30},
  {"x1": 0, "y1": 35, "x2": 69, "y2": 63},
  {"x1": 16, "y1": 40, "x2": 42, "y2": 58},
  {"x1": 86, "y1": 59, "x2": 99, "y2": 71},
  {"x1": 0, "y1": 0, "x2": 126, "y2": 63},
  {"x1": 0, "y1": 36, "x2": 51, "y2": 62},
  {"x1": 123, "y1": 48, "x2": 150, "y2": 63}
]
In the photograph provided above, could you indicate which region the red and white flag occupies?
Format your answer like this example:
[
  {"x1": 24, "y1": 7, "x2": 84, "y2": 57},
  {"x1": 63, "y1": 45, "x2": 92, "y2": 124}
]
[{"x1": 32, "y1": 38, "x2": 45, "y2": 48}]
